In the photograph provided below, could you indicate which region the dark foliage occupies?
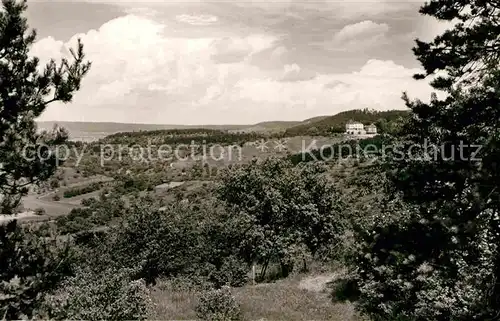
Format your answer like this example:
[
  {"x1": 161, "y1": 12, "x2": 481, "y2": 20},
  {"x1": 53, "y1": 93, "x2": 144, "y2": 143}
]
[
  {"x1": 344, "y1": 1, "x2": 500, "y2": 319},
  {"x1": 63, "y1": 182, "x2": 103, "y2": 198},
  {"x1": 101, "y1": 128, "x2": 267, "y2": 146},
  {"x1": 217, "y1": 158, "x2": 345, "y2": 277},
  {"x1": 0, "y1": 0, "x2": 90, "y2": 213},
  {"x1": 0, "y1": 220, "x2": 75, "y2": 319}
]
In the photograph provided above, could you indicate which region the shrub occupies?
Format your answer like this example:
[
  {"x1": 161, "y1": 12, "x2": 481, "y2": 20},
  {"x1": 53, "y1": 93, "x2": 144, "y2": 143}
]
[
  {"x1": 49, "y1": 179, "x2": 60, "y2": 189},
  {"x1": 41, "y1": 267, "x2": 151, "y2": 320},
  {"x1": 349, "y1": 216, "x2": 496, "y2": 321},
  {"x1": 52, "y1": 194, "x2": 60, "y2": 201},
  {"x1": 0, "y1": 221, "x2": 74, "y2": 319},
  {"x1": 195, "y1": 286, "x2": 242, "y2": 321},
  {"x1": 80, "y1": 197, "x2": 96, "y2": 207},
  {"x1": 34, "y1": 207, "x2": 46, "y2": 216},
  {"x1": 55, "y1": 195, "x2": 126, "y2": 235},
  {"x1": 63, "y1": 182, "x2": 102, "y2": 198},
  {"x1": 207, "y1": 256, "x2": 249, "y2": 288}
]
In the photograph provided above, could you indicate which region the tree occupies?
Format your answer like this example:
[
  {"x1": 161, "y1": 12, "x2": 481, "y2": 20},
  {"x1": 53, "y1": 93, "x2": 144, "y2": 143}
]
[
  {"x1": 0, "y1": 0, "x2": 91, "y2": 213},
  {"x1": 345, "y1": 1, "x2": 500, "y2": 319},
  {"x1": 0, "y1": 0, "x2": 90, "y2": 318},
  {"x1": 413, "y1": 0, "x2": 500, "y2": 91},
  {"x1": 100, "y1": 195, "x2": 248, "y2": 287},
  {"x1": 217, "y1": 158, "x2": 345, "y2": 279}
]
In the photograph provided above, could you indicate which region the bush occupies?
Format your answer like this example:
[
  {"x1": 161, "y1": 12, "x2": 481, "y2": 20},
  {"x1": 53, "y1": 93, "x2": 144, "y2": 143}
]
[
  {"x1": 52, "y1": 194, "x2": 60, "y2": 201},
  {"x1": 80, "y1": 197, "x2": 96, "y2": 207},
  {"x1": 207, "y1": 256, "x2": 249, "y2": 288},
  {"x1": 0, "y1": 221, "x2": 74, "y2": 319},
  {"x1": 350, "y1": 217, "x2": 496, "y2": 321},
  {"x1": 49, "y1": 179, "x2": 60, "y2": 189},
  {"x1": 34, "y1": 207, "x2": 46, "y2": 216},
  {"x1": 63, "y1": 182, "x2": 102, "y2": 198},
  {"x1": 55, "y1": 195, "x2": 126, "y2": 235},
  {"x1": 195, "y1": 286, "x2": 242, "y2": 321},
  {"x1": 41, "y1": 267, "x2": 151, "y2": 320}
]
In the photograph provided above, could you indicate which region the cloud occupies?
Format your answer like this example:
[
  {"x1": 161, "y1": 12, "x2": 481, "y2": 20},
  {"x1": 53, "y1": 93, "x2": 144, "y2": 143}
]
[
  {"x1": 31, "y1": 14, "x2": 280, "y2": 123},
  {"x1": 232, "y1": 59, "x2": 432, "y2": 118},
  {"x1": 325, "y1": 20, "x2": 390, "y2": 51},
  {"x1": 175, "y1": 14, "x2": 218, "y2": 26},
  {"x1": 30, "y1": 36, "x2": 68, "y2": 63},
  {"x1": 31, "y1": 10, "x2": 436, "y2": 124},
  {"x1": 31, "y1": 0, "x2": 420, "y2": 21},
  {"x1": 324, "y1": 80, "x2": 350, "y2": 89},
  {"x1": 210, "y1": 35, "x2": 277, "y2": 63},
  {"x1": 122, "y1": 7, "x2": 159, "y2": 18},
  {"x1": 335, "y1": 21, "x2": 389, "y2": 43},
  {"x1": 280, "y1": 64, "x2": 317, "y2": 82}
]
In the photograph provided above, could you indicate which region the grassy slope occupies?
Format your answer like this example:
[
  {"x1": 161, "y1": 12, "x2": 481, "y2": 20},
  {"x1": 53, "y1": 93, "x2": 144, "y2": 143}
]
[{"x1": 150, "y1": 273, "x2": 362, "y2": 321}]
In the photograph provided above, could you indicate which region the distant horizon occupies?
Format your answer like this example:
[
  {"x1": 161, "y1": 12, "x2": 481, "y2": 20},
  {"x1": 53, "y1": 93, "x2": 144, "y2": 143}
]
[
  {"x1": 36, "y1": 107, "x2": 409, "y2": 127},
  {"x1": 36, "y1": 119, "x2": 298, "y2": 127}
]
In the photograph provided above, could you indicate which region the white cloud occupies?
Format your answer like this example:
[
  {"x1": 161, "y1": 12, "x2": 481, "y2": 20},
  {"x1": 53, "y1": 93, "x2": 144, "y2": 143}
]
[
  {"x1": 210, "y1": 35, "x2": 277, "y2": 63},
  {"x1": 327, "y1": 20, "x2": 390, "y2": 51},
  {"x1": 30, "y1": 36, "x2": 67, "y2": 64},
  {"x1": 32, "y1": 12, "x2": 436, "y2": 124},
  {"x1": 175, "y1": 14, "x2": 218, "y2": 26},
  {"x1": 122, "y1": 7, "x2": 159, "y2": 18},
  {"x1": 225, "y1": 59, "x2": 434, "y2": 122},
  {"x1": 32, "y1": 14, "x2": 279, "y2": 123},
  {"x1": 280, "y1": 64, "x2": 317, "y2": 82},
  {"x1": 335, "y1": 21, "x2": 389, "y2": 43}
]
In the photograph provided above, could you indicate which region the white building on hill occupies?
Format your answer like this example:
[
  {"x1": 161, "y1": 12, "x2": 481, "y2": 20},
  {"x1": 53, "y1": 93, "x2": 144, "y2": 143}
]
[
  {"x1": 345, "y1": 120, "x2": 365, "y2": 135},
  {"x1": 345, "y1": 121, "x2": 378, "y2": 137},
  {"x1": 365, "y1": 123, "x2": 377, "y2": 135}
]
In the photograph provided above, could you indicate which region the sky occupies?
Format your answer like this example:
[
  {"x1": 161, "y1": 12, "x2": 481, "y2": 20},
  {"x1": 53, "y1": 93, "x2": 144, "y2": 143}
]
[{"x1": 26, "y1": 0, "x2": 452, "y2": 125}]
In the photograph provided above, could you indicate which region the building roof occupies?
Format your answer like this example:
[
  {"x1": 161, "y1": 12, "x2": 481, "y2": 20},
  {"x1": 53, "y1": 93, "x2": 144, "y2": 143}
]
[{"x1": 365, "y1": 123, "x2": 377, "y2": 128}]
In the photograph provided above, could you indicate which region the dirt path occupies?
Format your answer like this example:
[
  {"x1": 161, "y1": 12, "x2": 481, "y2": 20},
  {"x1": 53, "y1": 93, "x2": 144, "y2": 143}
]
[{"x1": 297, "y1": 269, "x2": 347, "y2": 293}]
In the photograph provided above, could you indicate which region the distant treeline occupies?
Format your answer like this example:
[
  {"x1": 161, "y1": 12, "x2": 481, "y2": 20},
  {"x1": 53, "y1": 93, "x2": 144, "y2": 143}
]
[
  {"x1": 101, "y1": 128, "x2": 272, "y2": 146},
  {"x1": 105, "y1": 128, "x2": 228, "y2": 139}
]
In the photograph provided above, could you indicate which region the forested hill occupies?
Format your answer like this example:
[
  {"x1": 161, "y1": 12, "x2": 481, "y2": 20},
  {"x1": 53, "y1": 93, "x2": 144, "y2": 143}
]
[{"x1": 284, "y1": 109, "x2": 410, "y2": 136}]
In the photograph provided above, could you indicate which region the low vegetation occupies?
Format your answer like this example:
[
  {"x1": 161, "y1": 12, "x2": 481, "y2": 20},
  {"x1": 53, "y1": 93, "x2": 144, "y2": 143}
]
[
  {"x1": 195, "y1": 286, "x2": 243, "y2": 321},
  {"x1": 101, "y1": 128, "x2": 272, "y2": 147},
  {"x1": 63, "y1": 182, "x2": 104, "y2": 198}
]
